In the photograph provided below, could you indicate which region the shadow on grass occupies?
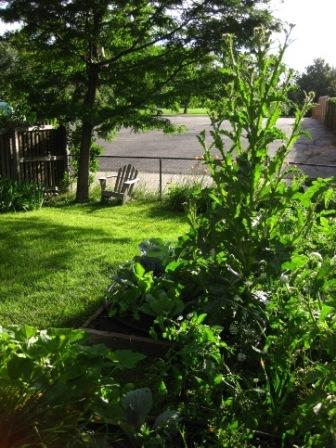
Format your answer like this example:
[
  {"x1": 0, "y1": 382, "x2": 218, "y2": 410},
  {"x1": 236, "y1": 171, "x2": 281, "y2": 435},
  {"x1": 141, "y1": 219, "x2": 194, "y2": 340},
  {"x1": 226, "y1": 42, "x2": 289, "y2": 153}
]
[
  {"x1": 0, "y1": 216, "x2": 131, "y2": 326},
  {"x1": 0, "y1": 217, "x2": 131, "y2": 266},
  {"x1": 81, "y1": 200, "x2": 122, "y2": 213},
  {"x1": 60, "y1": 301, "x2": 105, "y2": 329},
  {"x1": 44, "y1": 196, "x2": 127, "y2": 214},
  {"x1": 139, "y1": 202, "x2": 186, "y2": 221}
]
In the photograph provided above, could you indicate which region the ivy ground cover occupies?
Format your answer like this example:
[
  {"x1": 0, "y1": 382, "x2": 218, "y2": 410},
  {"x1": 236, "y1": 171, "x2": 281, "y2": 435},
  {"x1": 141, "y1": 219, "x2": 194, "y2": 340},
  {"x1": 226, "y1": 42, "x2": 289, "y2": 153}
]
[{"x1": 0, "y1": 202, "x2": 187, "y2": 328}]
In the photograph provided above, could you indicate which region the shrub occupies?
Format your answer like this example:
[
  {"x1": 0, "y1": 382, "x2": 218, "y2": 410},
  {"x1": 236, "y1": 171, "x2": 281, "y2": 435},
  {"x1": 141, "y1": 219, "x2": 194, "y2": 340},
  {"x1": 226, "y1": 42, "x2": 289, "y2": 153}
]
[
  {"x1": 0, "y1": 177, "x2": 44, "y2": 212},
  {"x1": 165, "y1": 180, "x2": 211, "y2": 213}
]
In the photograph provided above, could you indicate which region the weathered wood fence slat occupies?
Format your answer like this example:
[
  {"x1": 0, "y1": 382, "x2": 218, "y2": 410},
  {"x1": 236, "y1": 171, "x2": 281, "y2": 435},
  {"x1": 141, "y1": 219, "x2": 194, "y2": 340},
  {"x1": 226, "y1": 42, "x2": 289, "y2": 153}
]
[
  {"x1": 312, "y1": 96, "x2": 336, "y2": 134},
  {"x1": 0, "y1": 125, "x2": 68, "y2": 190},
  {"x1": 325, "y1": 100, "x2": 336, "y2": 134}
]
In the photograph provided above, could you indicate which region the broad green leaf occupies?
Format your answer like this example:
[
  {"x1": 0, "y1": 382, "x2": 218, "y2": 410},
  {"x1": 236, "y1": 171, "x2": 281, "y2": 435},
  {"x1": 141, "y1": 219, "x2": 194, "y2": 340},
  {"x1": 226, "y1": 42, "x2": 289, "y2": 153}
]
[
  {"x1": 107, "y1": 350, "x2": 146, "y2": 369},
  {"x1": 133, "y1": 262, "x2": 146, "y2": 279},
  {"x1": 122, "y1": 387, "x2": 153, "y2": 427},
  {"x1": 282, "y1": 254, "x2": 308, "y2": 270},
  {"x1": 154, "y1": 409, "x2": 180, "y2": 429}
]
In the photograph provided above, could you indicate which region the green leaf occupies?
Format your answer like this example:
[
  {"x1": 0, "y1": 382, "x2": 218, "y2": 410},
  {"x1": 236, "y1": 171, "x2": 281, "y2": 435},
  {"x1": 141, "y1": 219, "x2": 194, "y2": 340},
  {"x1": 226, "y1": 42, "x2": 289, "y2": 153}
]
[
  {"x1": 122, "y1": 388, "x2": 153, "y2": 427},
  {"x1": 196, "y1": 313, "x2": 207, "y2": 324},
  {"x1": 133, "y1": 262, "x2": 146, "y2": 279},
  {"x1": 157, "y1": 380, "x2": 168, "y2": 396},
  {"x1": 7, "y1": 355, "x2": 33, "y2": 380},
  {"x1": 214, "y1": 374, "x2": 224, "y2": 385},
  {"x1": 107, "y1": 350, "x2": 146, "y2": 369},
  {"x1": 282, "y1": 254, "x2": 308, "y2": 271},
  {"x1": 165, "y1": 260, "x2": 183, "y2": 272},
  {"x1": 154, "y1": 409, "x2": 180, "y2": 429},
  {"x1": 23, "y1": 325, "x2": 37, "y2": 340},
  {"x1": 319, "y1": 304, "x2": 334, "y2": 321}
]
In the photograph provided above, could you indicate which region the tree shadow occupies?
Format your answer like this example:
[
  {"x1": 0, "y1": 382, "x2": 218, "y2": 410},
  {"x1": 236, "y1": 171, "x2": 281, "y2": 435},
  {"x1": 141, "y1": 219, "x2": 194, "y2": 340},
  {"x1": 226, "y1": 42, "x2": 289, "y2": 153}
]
[
  {"x1": 137, "y1": 202, "x2": 186, "y2": 221},
  {"x1": 0, "y1": 215, "x2": 131, "y2": 327},
  {"x1": 44, "y1": 197, "x2": 121, "y2": 212},
  {"x1": 81, "y1": 200, "x2": 122, "y2": 213},
  {"x1": 0, "y1": 217, "x2": 129, "y2": 273}
]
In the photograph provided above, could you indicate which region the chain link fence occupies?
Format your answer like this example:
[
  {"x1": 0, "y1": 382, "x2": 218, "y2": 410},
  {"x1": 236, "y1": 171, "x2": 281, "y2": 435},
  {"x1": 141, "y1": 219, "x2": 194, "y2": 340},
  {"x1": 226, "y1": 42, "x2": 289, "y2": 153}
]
[
  {"x1": 96, "y1": 155, "x2": 211, "y2": 196},
  {"x1": 95, "y1": 155, "x2": 336, "y2": 197}
]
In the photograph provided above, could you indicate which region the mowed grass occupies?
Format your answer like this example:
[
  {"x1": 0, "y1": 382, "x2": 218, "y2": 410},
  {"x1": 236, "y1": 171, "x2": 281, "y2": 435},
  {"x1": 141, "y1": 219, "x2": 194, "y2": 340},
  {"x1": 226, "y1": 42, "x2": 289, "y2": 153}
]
[
  {"x1": 0, "y1": 202, "x2": 187, "y2": 328},
  {"x1": 161, "y1": 107, "x2": 207, "y2": 115}
]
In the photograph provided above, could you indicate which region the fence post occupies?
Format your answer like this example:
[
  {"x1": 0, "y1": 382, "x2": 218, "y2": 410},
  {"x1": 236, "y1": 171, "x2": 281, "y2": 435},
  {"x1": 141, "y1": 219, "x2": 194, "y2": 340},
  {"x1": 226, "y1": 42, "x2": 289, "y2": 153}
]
[
  {"x1": 11, "y1": 127, "x2": 20, "y2": 181},
  {"x1": 159, "y1": 158, "x2": 162, "y2": 200}
]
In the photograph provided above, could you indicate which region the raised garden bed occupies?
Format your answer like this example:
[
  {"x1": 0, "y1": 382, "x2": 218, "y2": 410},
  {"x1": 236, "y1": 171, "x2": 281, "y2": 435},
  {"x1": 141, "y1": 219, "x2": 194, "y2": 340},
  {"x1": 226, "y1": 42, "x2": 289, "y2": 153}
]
[{"x1": 82, "y1": 301, "x2": 170, "y2": 356}]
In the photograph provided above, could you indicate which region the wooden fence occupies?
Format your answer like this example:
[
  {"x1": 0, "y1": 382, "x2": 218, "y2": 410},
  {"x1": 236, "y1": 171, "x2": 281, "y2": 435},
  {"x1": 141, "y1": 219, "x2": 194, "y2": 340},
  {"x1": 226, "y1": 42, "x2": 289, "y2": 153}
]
[
  {"x1": 0, "y1": 125, "x2": 68, "y2": 190},
  {"x1": 312, "y1": 96, "x2": 329, "y2": 121},
  {"x1": 312, "y1": 96, "x2": 336, "y2": 134},
  {"x1": 325, "y1": 100, "x2": 336, "y2": 134}
]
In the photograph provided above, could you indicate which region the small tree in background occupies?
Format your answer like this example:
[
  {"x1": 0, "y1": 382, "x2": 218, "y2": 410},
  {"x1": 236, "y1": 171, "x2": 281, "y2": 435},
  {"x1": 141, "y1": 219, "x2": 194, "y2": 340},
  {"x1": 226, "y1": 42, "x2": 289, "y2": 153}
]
[{"x1": 294, "y1": 58, "x2": 336, "y2": 104}]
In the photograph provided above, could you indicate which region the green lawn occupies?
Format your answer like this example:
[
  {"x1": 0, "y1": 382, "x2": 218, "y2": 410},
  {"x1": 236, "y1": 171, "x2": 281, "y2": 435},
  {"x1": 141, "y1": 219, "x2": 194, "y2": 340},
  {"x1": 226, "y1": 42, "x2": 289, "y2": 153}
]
[
  {"x1": 0, "y1": 202, "x2": 187, "y2": 328},
  {"x1": 161, "y1": 107, "x2": 207, "y2": 115}
]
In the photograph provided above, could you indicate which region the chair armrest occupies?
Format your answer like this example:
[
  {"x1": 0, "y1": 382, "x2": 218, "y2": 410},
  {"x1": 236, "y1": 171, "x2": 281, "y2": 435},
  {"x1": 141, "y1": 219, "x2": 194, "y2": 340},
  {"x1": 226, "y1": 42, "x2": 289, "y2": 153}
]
[
  {"x1": 98, "y1": 175, "x2": 118, "y2": 181},
  {"x1": 124, "y1": 178, "x2": 139, "y2": 185}
]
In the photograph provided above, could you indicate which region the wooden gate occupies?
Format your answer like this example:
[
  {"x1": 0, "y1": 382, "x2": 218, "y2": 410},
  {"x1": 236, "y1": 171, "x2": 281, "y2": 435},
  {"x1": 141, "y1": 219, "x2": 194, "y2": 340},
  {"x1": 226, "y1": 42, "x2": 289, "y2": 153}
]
[{"x1": 0, "y1": 125, "x2": 67, "y2": 190}]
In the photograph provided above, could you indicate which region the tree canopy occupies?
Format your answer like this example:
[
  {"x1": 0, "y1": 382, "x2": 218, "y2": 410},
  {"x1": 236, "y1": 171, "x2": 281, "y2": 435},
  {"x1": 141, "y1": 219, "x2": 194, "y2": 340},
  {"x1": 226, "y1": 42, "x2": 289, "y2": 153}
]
[
  {"x1": 0, "y1": 0, "x2": 276, "y2": 201},
  {"x1": 297, "y1": 58, "x2": 336, "y2": 102}
]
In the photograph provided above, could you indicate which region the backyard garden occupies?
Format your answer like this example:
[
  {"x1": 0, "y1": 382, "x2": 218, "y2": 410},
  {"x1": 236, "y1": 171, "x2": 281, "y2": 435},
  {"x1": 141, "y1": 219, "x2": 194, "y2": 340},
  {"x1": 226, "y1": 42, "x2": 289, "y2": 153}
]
[{"x1": 1, "y1": 28, "x2": 336, "y2": 448}]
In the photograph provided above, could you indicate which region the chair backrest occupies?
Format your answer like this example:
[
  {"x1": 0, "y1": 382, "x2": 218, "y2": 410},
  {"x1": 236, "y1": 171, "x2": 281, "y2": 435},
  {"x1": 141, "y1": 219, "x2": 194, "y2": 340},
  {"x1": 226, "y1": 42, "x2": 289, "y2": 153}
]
[{"x1": 114, "y1": 164, "x2": 138, "y2": 193}]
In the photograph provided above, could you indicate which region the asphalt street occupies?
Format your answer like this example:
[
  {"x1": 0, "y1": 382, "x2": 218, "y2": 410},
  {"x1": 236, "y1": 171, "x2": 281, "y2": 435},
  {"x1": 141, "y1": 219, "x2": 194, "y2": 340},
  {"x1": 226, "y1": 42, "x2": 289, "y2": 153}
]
[{"x1": 97, "y1": 116, "x2": 336, "y2": 178}]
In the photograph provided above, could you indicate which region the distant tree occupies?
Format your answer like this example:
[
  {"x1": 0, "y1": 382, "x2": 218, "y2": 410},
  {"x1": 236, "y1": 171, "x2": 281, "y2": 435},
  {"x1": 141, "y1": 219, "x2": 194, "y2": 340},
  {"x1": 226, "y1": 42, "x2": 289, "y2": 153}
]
[
  {"x1": 0, "y1": 0, "x2": 276, "y2": 202},
  {"x1": 159, "y1": 54, "x2": 223, "y2": 114},
  {"x1": 297, "y1": 58, "x2": 336, "y2": 102},
  {"x1": 0, "y1": 41, "x2": 18, "y2": 104}
]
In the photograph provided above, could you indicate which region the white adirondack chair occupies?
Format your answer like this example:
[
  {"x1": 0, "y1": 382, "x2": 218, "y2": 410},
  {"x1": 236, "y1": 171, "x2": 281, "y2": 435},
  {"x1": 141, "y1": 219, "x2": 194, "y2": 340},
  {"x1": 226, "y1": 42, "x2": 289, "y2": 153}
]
[{"x1": 99, "y1": 164, "x2": 139, "y2": 204}]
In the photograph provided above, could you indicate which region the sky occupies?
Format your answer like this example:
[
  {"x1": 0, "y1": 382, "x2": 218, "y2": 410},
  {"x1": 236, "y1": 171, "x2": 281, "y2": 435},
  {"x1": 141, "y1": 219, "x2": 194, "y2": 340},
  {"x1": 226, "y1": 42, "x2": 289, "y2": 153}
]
[
  {"x1": 0, "y1": 1, "x2": 336, "y2": 73},
  {"x1": 271, "y1": 0, "x2": 336, "y2": 72}
]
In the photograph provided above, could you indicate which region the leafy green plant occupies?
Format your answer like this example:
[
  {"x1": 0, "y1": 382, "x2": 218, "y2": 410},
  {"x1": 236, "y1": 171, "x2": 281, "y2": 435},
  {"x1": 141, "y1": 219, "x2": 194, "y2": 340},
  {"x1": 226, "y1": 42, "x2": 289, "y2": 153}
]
[
  {"x1": 104, "y1": 29, "x2": 336, "y2": 447},
  {"x1": 108, "y1": 253, "x2": 185, "y2": 320},
  {"x1": 184, "y1": 30, "x2": 315, "y2": 270},
  {"x1": 165, "y1": 180, "x2": 211, "y2": 213},
  {"x1": 0, "y1": 325, "x2": 148, "y2": 447},
  {"x1": 0, "y1": 177, "x2": 44, "y2": 212},
  {"x1": 118, "y1": 387, "x2": 180, "y2": 447},
  {"x1": 108, "y1": 239, "x2": 179, "y2": 320}
]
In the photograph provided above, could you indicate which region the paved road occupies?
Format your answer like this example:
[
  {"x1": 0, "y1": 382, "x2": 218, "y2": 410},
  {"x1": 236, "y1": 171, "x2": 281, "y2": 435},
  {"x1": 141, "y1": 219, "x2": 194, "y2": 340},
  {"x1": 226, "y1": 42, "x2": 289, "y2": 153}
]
[{"x1": 97, "y1": 116, "x2": 336, "y2": 178}]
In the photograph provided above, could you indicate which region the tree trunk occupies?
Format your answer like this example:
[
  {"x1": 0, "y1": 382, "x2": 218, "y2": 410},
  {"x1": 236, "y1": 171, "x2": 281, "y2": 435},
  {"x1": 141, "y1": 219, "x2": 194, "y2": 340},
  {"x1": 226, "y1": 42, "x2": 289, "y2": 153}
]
[
  {"x1": 76, "y1": 122, "x2": 94, "y2": 202},
  {"x1": 183, "y1": 97, "x2": 190, "y2": 114},
  {"x1": 76, "y1": 65, "x2": 99, "y2": 203}
]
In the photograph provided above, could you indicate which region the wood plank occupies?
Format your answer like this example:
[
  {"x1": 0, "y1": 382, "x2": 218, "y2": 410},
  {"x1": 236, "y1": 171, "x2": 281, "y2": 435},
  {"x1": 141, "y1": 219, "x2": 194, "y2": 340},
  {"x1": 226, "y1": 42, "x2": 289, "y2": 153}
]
[
  {"x1": 19, "y1": 155, "x2": 65, "y2": 162},
  {"x1": 114, "y1": 165, "x2": 125, "y2": 192},
  {"x1": 82, "y1": 303, "x2": 108, "y2": 328},
  {"x1": 129, "y1": 170, "x2": 139, "y2": 195},
  {"x1": 120, "y1": 164, "x2": 132, "y2": 193},
  {"x1": 83, "y1": 328, "x2": 170, "y2": 356},
  {"x1": 124, "y1": 178, "x2": 139, "y2": 185},
  {"x1": 12, "y1": 129, "x2": 20, "y2": 180}
]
